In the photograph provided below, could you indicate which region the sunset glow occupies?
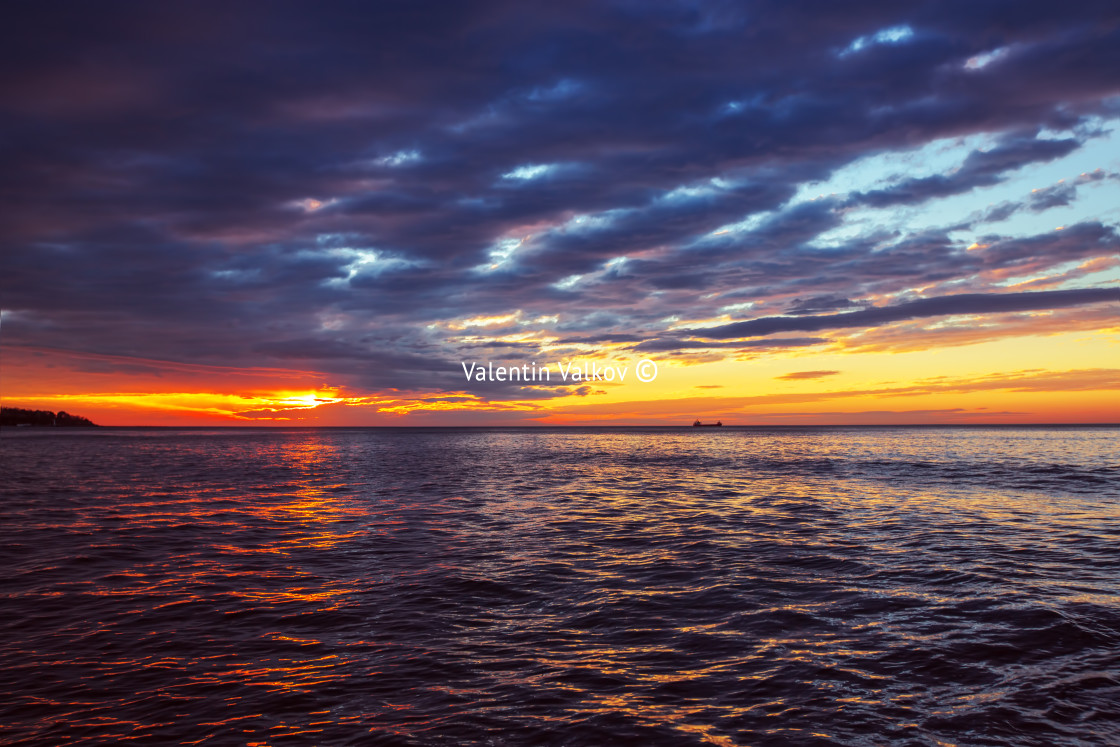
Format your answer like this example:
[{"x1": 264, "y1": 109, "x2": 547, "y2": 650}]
[
  {"x1": 3, "y1": 5, "x2": 1120, "y2": 746},
  {"x1": 1, "y1": 5, "x2": 1117, "y2": 425}
]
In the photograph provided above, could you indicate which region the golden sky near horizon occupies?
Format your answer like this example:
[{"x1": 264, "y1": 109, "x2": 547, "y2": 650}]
[{"x1": 5, "y1": 322, "x2": 1117, "y2": 425}]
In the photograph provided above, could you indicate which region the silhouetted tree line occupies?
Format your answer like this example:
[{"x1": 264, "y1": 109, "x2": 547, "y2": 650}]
[{"x1": 0, "y1": 407, "x2": 98, "y2": 427}]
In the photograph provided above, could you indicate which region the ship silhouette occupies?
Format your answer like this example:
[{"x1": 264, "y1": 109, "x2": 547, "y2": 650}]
[{"x1": 692, "y1": 419, "x2": 723, "y2": 427}]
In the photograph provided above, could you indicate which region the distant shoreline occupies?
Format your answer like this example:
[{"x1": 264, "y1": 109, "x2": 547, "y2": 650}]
[{"x1": 0, "y1": 407, "x2": 98, "y2": 427}]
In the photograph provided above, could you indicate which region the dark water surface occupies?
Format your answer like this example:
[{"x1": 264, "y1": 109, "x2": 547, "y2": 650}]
[{"x1": 2, "y1": 426, "x2": 1118, "y2": 745}]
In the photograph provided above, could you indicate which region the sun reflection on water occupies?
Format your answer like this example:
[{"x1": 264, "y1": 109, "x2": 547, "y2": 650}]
[{"x1": 1, "y1": 426, "x2": 1118, "y2": 743}]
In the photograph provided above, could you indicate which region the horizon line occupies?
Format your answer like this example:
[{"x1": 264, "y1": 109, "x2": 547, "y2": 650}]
[{"x1": 4, "y1": 423, "x2": 1118, "y2": 429}]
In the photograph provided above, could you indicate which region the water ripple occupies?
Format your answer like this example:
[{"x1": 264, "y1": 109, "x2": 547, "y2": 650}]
[{"x1": 1, "y1": 426, "x2": 1118, "y2": 745}]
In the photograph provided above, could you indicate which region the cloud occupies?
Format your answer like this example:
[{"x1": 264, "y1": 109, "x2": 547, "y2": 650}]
[
  {"x1": 777, "y1": 370, "x2": 841, "y2": 380},
  {"x1": 1028, "y1": 169, "x2": 1114, "y2": 211},
  {"x1": 829, "y1": 303, "x2": 1119, "y2": 354},
  {"x1": 785, "y1": 296, "x2": 867, "y2": 314},
  {"x1": 698, "y1": 288, "x2": 1119, "y2": 340},
  {"x1": 848, "y1": 133, "x2": 1083, "y2": 208},
  {"x1": 0, "y1": 2, "x2": 1118, "y2": 409},
  {"x1": 631, "y1": 337, "x2": 830, "y2": 353}
]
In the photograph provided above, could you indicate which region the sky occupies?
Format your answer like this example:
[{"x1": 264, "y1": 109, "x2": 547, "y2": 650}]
[{"x1": 1, "y1": 0, "x2": 1118, "y2": 425}]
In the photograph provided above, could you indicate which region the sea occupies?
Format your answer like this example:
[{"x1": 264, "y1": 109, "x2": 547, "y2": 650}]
[{"x1": 1, "y1": 426, "x2": 1118, "y2": 745}]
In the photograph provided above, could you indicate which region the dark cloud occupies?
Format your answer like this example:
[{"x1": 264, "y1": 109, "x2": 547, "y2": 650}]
[
  {"x1": 632, "y1": 337, "x2": 830, "y2": 353},
  {"x1": 699, "y1": 288, "x2": 1119, "y2": 340},
  {"x1": 785, "y1": 295, "x2": 867, "y2": 314},
  {"x1": 556, "y1": 333, "x2": 647, "y2": 345},
  {"x1": 848, "y1": 133, "x2": 1082, "y2": 209},
  {"x1": 1, "y1": 1, "x2": 1118, "y2": 398},
  {"x1": 1028, "y1": 168, "x2": 1114, "y2": 211},
  {"x1": 969, "y1": 169, "x2": 1116, "y2": 224}
]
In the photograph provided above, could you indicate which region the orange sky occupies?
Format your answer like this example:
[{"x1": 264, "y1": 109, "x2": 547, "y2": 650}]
[{"x1": 5, "y1": 318, "x2": 1117, "y2": 425}]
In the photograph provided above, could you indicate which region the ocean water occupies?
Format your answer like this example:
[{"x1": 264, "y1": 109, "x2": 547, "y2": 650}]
[{"x1": 1, "y1": 426, "x2": 1118, "y2": 746}]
